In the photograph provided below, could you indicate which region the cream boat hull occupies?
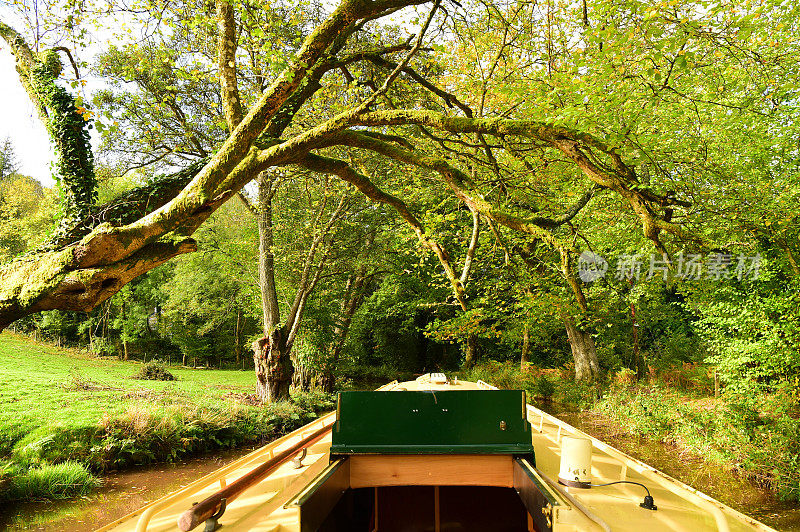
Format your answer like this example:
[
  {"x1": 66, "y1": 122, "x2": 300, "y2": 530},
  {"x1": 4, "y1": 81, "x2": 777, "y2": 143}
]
[{"x1": 98, "y1": 377, "x2": 776, "y2": 532}]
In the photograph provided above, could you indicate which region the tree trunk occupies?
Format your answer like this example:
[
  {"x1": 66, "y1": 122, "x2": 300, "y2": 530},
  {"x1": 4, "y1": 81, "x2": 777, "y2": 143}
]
[
  {"x1": 521, "y1": 324, "x2": 530, "y2": 369},
  {"x1": 252, "y1": 332, "x2": 292, "y2": 402},
  {"x1": 292, "y1": 358, "x2": 316, "y2": 391},
  {"x1": 561, "y1": 313, "x2": 600, "y2": 382},
  {"x1": 323, "y1": 267, "x2": 369, "y2": 392},
  {"x1": 463, "y1": 334, "x2": 478, "y2": 368},
  {"x1": 234, "y1": 309, "x2": 242, "y2": 367},
  {"x1": 629, "y1": 301, "x2": 645, "y2": 378},
  {"x1": 253, "y1": 175, "x2": 292, "y2": 402}
]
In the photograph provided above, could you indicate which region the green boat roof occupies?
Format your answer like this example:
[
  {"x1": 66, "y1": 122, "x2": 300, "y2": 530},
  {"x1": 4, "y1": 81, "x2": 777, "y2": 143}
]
[{"x1": 330, "y1": 389, "x2": 536, "y2": 459}]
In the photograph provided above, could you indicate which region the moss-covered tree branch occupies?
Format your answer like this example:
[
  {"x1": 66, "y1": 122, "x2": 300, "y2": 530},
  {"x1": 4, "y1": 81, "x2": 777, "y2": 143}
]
[{"x1": 350, "y1": 110, "x2": 691, "y2": 253}]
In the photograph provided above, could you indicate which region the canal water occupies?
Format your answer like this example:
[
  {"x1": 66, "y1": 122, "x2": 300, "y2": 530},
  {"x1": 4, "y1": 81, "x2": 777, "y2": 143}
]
[
  {"x1": 0, "y1": 446, "x2": 256, "y2": 531},
  {"x1": 3, "y1": 407, "x2": 799, "y2": 530}
]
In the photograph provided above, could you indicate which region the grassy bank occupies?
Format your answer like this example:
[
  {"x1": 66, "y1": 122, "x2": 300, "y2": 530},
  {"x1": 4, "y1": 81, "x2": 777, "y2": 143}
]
[
  {"x1": 0, "y1": 332, "x2": 332, "y2": 502},
  {"x1": 462, "y1": 360, "x2": 800, "y2": 502},
  {"x1": 595, "y1": 382, "x2": 800, "y2": 501}
]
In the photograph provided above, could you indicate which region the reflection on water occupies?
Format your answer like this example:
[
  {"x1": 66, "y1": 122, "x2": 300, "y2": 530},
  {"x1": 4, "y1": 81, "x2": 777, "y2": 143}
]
[
  {"x1": 0, "y1": 446, "x2": 255, "y2": 531},
  {"x1": 536, "y1": 400, "x2": 800, "y2": 532}
]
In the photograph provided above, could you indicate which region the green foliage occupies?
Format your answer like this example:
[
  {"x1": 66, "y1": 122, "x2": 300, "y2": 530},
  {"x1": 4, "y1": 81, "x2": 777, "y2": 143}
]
[
  {"x1": 5, "y1": 461, "x2": 100, "y2": 501},
  {"x1": 689, "y1": 256, "x2": 800, "y2": 393},
  {"x1": 530, "y1": 374, "x2": 556, "y2": 401},
  {"x1": 93, "y1": 41, "x2": 225, "y2": 170},
  {"x1": 0, "y1": 460, "x2": 12, "y2": 499},
  {"x1": 0, "y1": 136, "x2": 19, "y2": 181},
  {"x1": 132, "y1": 361, "x2": 175, "y2": 381},
  {"x1": 30, "y1": 50, "x2": 96, "y2": 227},
  {"x1": 346, "y1": 274, "x2": 451, "y2": 372},
  {"x1": 459, "y1": 360, "x2": 529, "y2": 390},
  {"x1": 459, "y1": 359, "x2": 603, "y2": 408},
  {"x1": 159, "y1": 202, "x2": 260, "y2": 367},
  {"x1": 31, "y1": 310, "x2": 87, "y2": 345},
  {"x1": 596, "y1": 384, "x2": 800, "y2": 501},
  {"x1": 597, "y1": 385, "x2": 681, "y2": 439},
  {"x1": 0, "y1": 174, "x2": 59, "y2": 263}
]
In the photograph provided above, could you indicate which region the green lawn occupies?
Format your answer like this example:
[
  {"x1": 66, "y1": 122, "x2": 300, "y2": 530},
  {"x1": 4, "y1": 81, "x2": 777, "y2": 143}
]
[
  {"x1": 0, "y1": 332, "x2": 332, "y2": 501},
  {"x1": 0, "y1": 332, "x2": 255, "y2": 444}
]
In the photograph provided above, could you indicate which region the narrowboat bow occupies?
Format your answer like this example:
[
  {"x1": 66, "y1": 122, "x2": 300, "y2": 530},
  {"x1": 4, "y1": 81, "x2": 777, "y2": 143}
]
[{"x1": 98, "y1": 374, "x2": 777, "y2": 532}]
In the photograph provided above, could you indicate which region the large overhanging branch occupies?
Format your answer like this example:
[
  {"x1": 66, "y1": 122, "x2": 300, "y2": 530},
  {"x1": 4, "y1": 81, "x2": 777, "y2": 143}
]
[
  {"x1": 0, "y1": 238, "x2": 196, "y2": 329},
  {"x1": 69, "y1": 0, "x2": 433, "y2": 269},
  {"x1": 0, "y1": 0, "x2": 435, "y2": 329},
  {"x1": 49, "y1": 158, "x2": 209, "y2": 248},
  {"x1": 332, "y1": 130, "x2": 595, "y2": 239},
  {"x1": 348, "y1": 110, "x2": 691, "y2": 254}
]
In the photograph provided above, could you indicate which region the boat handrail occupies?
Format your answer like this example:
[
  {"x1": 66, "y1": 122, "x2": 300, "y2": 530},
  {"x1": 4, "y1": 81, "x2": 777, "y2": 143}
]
[
  {"x1": 476, "y1": 379, "x2": 498, "y2": 390},
  {"x1": 376, "y1": 380, "x2": 400, "y2": 390},
  {"x1": 176, "y1": 421, "x2": 333, "y2": 531},
  {"x1": 120, "y1": 412, "x2": 336, "y2": 532}
]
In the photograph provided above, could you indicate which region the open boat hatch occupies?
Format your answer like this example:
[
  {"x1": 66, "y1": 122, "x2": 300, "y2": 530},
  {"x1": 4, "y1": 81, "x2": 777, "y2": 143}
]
[{"x1": 283, "y1": 390, "x2": 560, "y2": 531}]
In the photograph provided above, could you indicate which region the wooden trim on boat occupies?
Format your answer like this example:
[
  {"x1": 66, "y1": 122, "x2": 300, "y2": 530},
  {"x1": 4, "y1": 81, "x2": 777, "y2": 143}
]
[{"x1": 348, "y1": 454, "x2": 515, "y2": 488}]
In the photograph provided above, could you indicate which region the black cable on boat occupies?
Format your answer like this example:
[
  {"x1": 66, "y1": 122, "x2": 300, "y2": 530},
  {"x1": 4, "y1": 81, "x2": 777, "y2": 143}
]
[{"x1": 590, "y1": 481, "x2": 657, "y2": 510}]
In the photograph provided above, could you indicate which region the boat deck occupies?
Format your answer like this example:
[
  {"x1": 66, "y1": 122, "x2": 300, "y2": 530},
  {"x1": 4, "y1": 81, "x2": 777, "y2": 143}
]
[{"x1": 99, "y1": 376, "x2": 777, "y2": 532}]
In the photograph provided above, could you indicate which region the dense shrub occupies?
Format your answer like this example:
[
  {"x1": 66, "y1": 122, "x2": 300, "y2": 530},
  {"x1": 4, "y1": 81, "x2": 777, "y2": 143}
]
[
  {"x1": 5, "y1": 461, "x2": 100, "y2": 500},
  {"x1": 132, "y1": 361, "x2": 175, "y2": 381},
  {"x1": 460, "y1": 360, "x2": 601, "y2": 407},
  {"x1": 596, "y1": 384, "x2": 800, "y2": 501},
  {"x1": 529, "y1": 374, "x2": 557, "y2": 401},
  {"x1": 459, "y1": 360, "x2": 528, "y2": 390}
]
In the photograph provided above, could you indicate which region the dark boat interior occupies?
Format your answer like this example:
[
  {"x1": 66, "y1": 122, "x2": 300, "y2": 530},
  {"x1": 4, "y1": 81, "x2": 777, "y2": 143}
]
[{"x1": 318, "y1": 485, "x2": 530, "y2": 532}]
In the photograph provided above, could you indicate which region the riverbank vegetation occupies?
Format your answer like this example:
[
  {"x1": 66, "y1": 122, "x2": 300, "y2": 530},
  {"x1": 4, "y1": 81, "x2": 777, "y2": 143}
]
[
  {"x1": 461, "y1": 359, "x2": 800, "y2": 503},
  {"x1": 0, "y1": 334, "x2": 333, "y2": 502},
  {"x1": 596, "y1": 381, "x2": 800, "y2": 501}
]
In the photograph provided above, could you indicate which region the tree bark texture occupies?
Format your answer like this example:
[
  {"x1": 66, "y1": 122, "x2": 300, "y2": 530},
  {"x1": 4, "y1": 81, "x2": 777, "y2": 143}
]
[
  {"x1": 561, "y1": 313, "x2": 600, "y2": 382},
  {"x1": 251, "y1": 331, "x2": 292, "y2": 403},
  {"x1": 252, "y1": 176, "x2": 293, "y2": 401},
  {"x1": 521, "y1": 324, "x2": 530, "y2": 369}
]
